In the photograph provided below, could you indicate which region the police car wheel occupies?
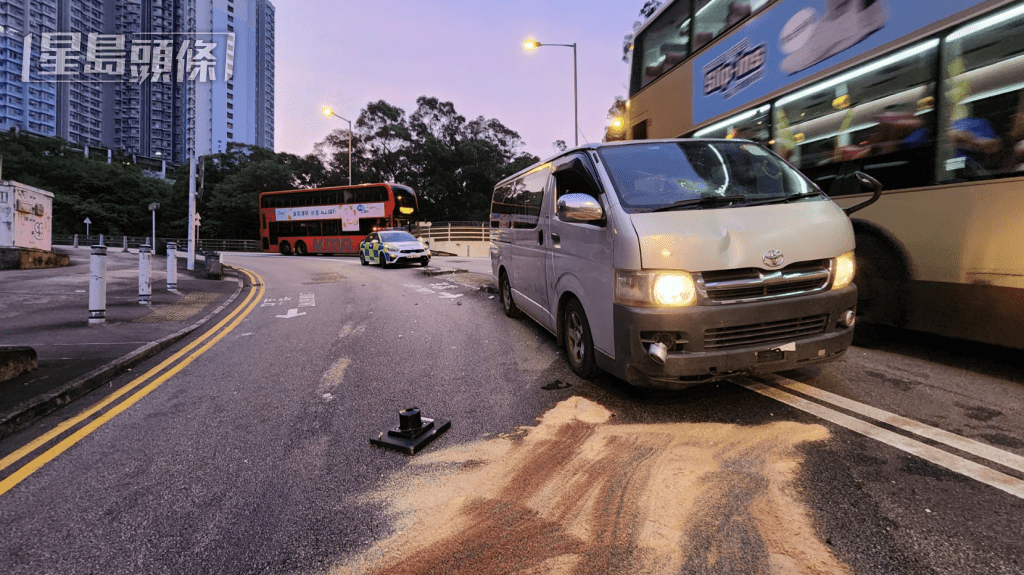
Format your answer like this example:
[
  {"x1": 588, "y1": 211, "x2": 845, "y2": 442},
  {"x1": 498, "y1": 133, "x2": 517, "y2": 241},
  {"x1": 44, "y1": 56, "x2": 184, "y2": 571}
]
[
  {"x1": 359, "y1": 252, "x2": 368, "y2": 266},
  {"x1": 380, "y1": 254, "x2": 389, "y2": 269},
  {"x1": 420, "y1": 259, "x2": 429, "y2": 267}
]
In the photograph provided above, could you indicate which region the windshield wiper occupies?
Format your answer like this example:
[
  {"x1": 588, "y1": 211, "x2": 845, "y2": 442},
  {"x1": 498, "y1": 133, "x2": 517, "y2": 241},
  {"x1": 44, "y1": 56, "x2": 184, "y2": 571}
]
[
  {"x1": 744, "y1": 191, "x2": 824, "y2": 207},
  {"x1": 647, "y1": 195, "x2": 746, "y2": 212}
]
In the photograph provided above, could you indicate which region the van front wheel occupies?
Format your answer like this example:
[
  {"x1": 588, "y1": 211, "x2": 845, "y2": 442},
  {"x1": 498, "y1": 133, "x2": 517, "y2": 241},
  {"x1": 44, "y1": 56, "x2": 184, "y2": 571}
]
[
  {"x1": 564, "y1": 299, "x2": 598, "y2": 379},
  {"x1": 499, "y1": 271, "x2": 522, "y2": 318}
]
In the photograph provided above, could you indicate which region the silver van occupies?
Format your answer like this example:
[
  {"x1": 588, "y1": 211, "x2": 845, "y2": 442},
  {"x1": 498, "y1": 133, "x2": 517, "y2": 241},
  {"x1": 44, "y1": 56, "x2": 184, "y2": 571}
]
[{"x1": 490, "y1": 139, "x2": 881, "y2": 389}]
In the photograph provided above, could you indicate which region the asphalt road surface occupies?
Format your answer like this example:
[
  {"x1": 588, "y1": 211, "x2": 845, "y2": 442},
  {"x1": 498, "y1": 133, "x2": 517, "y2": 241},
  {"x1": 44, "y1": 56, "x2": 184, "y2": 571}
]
[{"x1": 1, "y1": 253, "x2": 1021, "y2": 574}]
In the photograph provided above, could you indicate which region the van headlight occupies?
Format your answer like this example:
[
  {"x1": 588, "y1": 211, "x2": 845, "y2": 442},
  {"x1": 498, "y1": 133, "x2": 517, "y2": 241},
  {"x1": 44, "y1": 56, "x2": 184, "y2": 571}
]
[
  {"x1": 832, "y1": 251, "x2": 855, "y2": 290},
  {"x1": 615, "y1": 270, "x2": 697, "y2": 307}
]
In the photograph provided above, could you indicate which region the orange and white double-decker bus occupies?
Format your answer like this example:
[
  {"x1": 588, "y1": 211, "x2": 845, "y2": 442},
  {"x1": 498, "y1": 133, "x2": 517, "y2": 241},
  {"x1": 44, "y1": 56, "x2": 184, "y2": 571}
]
[
  {"x1": 626, "y1": 0, "x2": 1024, "y2": 349},
  {"x1": 258, "y1": 183, "x2": 419, "y2": 255}
]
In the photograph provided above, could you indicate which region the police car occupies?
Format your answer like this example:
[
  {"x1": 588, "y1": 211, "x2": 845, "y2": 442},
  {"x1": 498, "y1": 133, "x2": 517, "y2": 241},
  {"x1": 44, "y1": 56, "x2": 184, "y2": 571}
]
[{"x1": 359, "y1": 230, "x2": 431, "y2": 268}]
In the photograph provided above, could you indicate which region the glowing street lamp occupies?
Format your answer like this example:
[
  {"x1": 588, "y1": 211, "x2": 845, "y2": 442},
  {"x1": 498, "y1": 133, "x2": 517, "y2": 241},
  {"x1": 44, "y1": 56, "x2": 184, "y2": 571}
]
[
  {"x1": 322, "y1": 105, "x2": 353, "y2": 186},
  {"x1": 523, "y1": 38, "x2": 578, "y2": 147}
]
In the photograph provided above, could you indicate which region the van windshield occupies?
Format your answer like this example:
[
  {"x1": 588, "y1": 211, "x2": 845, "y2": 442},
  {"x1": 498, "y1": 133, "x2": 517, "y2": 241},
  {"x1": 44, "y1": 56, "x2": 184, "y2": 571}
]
[{"x1": 597, "y1": 141, "x2": 823, "y2": 212}]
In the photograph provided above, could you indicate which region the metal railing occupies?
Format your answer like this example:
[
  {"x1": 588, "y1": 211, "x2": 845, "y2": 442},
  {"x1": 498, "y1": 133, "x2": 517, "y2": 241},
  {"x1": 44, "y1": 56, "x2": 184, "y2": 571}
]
[
  {"x1": 52, "y1": 235, "x2": 261, "y2": 252},
  {"x1": 414, "y1": 222, "x2": 489, "y2": 242}
]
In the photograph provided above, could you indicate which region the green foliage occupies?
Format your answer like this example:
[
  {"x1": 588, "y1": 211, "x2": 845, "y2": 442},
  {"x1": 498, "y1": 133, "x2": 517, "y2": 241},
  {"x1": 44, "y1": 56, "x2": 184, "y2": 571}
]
[
  {"x1": 0, "y1": 132, "x2": 170, "y2": 236},
  {"x1": 317, "y1": 96, "x2": 538, "y2": 223}
]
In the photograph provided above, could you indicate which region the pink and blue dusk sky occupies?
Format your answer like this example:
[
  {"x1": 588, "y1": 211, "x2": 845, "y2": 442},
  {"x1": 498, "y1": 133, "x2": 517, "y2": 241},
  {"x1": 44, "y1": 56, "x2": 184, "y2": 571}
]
[{"x1": 275, "y1": 0, "x2": 646, "y2": 161}]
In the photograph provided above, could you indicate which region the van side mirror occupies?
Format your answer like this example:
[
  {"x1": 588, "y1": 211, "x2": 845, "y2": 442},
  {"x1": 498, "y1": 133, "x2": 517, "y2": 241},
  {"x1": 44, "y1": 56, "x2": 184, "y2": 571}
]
[
  {"x1": 557, "y1": 193, "x2": 604, "y2": 223},
  {"x1": 842, "y1": 171, "x2": 884, "y2": 216}
]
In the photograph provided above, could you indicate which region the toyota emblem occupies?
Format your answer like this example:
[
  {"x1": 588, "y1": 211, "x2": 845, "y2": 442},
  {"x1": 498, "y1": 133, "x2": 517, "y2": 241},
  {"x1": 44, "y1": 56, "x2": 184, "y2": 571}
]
[{"x1": 763, "y1": 249, "x2": 785, "y2": 267}]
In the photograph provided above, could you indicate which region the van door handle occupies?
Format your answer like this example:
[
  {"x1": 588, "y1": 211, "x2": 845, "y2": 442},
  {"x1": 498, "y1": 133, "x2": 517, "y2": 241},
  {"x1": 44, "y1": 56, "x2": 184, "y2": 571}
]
[
  {"x1": 538, "y1": 230, "x2": 544, "y2": 245},
  {"x1": 550, "y1": 233, "x2": 560, "y2": 243}
]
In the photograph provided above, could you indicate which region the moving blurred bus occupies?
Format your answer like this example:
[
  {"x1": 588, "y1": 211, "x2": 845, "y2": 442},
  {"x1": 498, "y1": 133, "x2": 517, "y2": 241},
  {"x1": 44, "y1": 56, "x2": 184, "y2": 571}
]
[
  {"x1": 626, "y1": 0, "x2": 1024, "y2": 349},
  {"x1": 259, "y1": 183, "x2": 418, "y2": 255}
]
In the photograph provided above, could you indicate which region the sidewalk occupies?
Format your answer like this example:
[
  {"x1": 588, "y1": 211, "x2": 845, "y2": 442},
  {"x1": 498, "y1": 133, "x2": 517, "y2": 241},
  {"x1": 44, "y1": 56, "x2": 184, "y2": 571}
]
[{"x1": 0, "y1": 246, "x2": 244, "y2": 440}]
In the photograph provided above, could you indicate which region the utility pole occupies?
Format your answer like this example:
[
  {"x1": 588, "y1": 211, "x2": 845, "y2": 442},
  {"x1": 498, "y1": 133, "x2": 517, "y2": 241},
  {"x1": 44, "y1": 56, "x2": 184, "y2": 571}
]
[{"x1": 187, "y1": 157, "x2": 196, "y2": 270}]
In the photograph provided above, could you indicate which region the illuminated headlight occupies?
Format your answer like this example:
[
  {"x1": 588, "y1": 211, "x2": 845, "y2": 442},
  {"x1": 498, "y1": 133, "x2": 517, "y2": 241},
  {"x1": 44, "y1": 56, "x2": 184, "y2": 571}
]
[
  {"x1": 383, "y1": 243, "x2": 398, "y2": 253},
  {"x1": 615, "y1": 270, "x2": 697, "y2": 307},
  {"x1": 832, "y1": 251, "x2": 855, "y2": 290}
]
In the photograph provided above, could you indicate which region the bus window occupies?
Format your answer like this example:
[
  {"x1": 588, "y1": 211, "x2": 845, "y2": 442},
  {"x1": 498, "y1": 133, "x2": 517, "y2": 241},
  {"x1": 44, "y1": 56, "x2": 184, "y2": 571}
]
[
  {"x1": 692, "y1": 104, "x2": 770, "y2": 144},
  {"x1": 939, "y1": 4, "x2": 1024, "y2": 181},
  {"x1": 694, "y1": 0, "x2": 768, "y2": 51},
  {"x1": 773, "y1": 40, "x2": 939, "y2": 194},
  {"x1": 633, "y1": 0, "x2": 691, "y2": 93}
]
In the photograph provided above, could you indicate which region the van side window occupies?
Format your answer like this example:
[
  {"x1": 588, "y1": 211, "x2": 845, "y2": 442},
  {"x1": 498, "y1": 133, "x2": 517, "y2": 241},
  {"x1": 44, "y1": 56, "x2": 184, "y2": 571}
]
[
  {"x1": 490, "y1": 166, "x2": 549, "y2": 229},
  {"x1": 553, "y1": 155, "x2": 602, "y2": 199},
  {"x1": 555, "y1": 169, "x2": 600, "y2": 200}
]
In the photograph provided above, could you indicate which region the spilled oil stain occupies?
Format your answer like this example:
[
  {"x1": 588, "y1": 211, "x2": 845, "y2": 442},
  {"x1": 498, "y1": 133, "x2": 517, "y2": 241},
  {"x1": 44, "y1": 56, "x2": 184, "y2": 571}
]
[{"x1": 333, "y1": 397, "x2": 851, "y2": 575}]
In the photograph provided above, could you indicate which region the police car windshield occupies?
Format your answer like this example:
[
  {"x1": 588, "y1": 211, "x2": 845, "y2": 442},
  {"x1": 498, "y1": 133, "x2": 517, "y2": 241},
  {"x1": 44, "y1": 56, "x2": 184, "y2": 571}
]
[
  {"x1": 380, "y1": 231, "x2": 416, "y2": 242},
  {"x1": 598, "y1": 141, "x2": 822, "y2": 213}
]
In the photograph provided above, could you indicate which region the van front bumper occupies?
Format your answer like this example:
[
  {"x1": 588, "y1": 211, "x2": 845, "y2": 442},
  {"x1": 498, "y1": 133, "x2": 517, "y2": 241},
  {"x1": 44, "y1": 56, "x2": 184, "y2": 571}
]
[{"x1": 611, "y1": 286, "x2": 857, "y2": 389}]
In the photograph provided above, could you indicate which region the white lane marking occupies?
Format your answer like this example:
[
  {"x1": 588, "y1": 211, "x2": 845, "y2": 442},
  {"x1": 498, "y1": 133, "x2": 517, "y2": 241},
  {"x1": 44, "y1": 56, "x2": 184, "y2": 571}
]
[
  {"x1": 429, "y1": 282, "x2": 460, "y2": 290},
  {"x1": 298, "y1": 293, "x2": 316, "y2": 307},
  {"x1": 403, "y1": 283, "x2": 435, "y2": 295},
  {"x1": 734, "y1": 376, "x2": 1024, "y2": 500},
  {"x1": 770, "y1": 377, "x2": 1024, "y2": 475},
  {"x1": 261, "y1": 297, "x2": 292, "y2": 307},
  {"x1": 318, "y1": 358, "x2": 350, "y2": 396},
  {"x1": 275, "y1": 308, "x2": 306, "y2": 319},
  {"x1": 338, "y1": 322, "x2": 367, "y2": 338},
  {"x1": 439, "y1": 293, "x2": 464, "y2": 299}
]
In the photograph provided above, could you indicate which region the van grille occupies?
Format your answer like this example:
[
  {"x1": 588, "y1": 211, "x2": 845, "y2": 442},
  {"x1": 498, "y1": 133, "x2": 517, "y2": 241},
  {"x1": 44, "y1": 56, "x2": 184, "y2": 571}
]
[
  {"x1": 703, "y1": 314, "x2": 829, "y2": 350},
  {"x1": 699, "y1": 260, "x2": 831, "y2": 303}
]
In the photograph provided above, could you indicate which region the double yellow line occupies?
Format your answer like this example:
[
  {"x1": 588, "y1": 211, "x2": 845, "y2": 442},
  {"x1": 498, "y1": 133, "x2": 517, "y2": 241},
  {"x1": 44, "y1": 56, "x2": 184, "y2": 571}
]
[{"x1": 0, "y1": 267, "x2": 266, "y2": 497}]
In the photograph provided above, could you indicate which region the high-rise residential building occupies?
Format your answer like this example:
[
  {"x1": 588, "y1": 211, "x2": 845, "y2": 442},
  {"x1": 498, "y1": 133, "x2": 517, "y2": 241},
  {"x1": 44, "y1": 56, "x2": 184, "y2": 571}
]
[
  {"x1": 1, "y1": 0, "x2": 59, "y2": 137},
  {"x1": 193, "y1": 0, "x2": 274, "y2": 157},
  {"x1": 0, "y1": 0, "x2": 273, "y2": 163}
]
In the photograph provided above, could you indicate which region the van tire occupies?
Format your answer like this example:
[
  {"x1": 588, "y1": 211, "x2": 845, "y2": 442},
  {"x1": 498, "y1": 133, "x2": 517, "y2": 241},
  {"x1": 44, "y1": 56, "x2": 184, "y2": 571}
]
[
  {"x1": 564, "y1": 299, "x2": 599, "y2": 379},
  {"x1": 499, "y1": 271, "x2": 522, "y2": 318}
]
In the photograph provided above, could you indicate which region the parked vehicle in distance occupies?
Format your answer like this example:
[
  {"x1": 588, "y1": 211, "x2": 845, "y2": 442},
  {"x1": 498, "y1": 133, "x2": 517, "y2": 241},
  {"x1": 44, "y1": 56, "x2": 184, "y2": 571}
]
[
  {"x1": 359, "y1": 230, "x2": 431, "y2": 268},
  {"x1": 491, "y1": 139, "x2": 881, "y2": 389}
]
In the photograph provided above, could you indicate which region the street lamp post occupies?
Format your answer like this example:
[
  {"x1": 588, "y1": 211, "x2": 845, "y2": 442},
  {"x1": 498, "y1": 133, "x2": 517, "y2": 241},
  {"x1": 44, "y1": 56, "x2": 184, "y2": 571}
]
[
  {"x1": 523, "y1": 39, "x2": 578, "y2": 147},
  {"x1": 321, "y1": 106, "x2": 353, "y2": 186}
]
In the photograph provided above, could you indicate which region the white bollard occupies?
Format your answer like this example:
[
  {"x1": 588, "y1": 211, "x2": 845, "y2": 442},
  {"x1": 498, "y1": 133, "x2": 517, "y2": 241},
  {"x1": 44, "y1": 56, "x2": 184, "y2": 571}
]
[
  {"x1": 99, "y1": 234, "x2": 105, "y2": 246},
  {"x1": 166, "y1": 241, "x2": 177, "y2": 292},
  {"x1": 73, "y1": 234, "x2": 79, "y2": 248},
  {"x1": 139, "y1": 244, "x2": 152, "y2": 305},
  {"x1": 122, "y1": 235, "x2": 129, "y2": 252},
  {"x1": 89, "y1": 245, "x2": 107, "y2": 324}
]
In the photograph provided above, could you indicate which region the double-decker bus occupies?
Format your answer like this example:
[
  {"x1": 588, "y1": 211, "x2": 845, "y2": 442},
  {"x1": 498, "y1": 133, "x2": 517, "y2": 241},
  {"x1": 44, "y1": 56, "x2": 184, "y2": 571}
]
[
  {"x1": 259, "y1": 183, "x2": 419, "y2": 255},
  {"x1": 626, "y1": 0, "x2": 1024, "y2": 349}
]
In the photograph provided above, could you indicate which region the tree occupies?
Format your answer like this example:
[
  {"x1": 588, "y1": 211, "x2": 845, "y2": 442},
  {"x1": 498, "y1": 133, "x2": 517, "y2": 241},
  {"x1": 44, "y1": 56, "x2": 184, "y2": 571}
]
[
  {"x1": 623, "y1": 1, "x2": 663, "y2": 62},
  {"x1": 0, "y1": 131, "x2": 173, "y2": 236},
  {"x1": 311, "y1": 96, "x2": 538, "y2": 222},
  {"x1": 603, "y1": 97, "x2": 629, "y2": 142}
]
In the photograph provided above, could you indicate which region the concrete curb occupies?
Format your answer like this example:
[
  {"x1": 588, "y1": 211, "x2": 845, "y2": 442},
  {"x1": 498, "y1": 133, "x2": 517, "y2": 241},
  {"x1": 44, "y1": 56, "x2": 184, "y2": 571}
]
[
  {"x1": 0, "y1": 268, "x2": 246, "y2": 441},
  {"x1": 0, "y1": 347, "x2": 38, "y2": 383}
]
